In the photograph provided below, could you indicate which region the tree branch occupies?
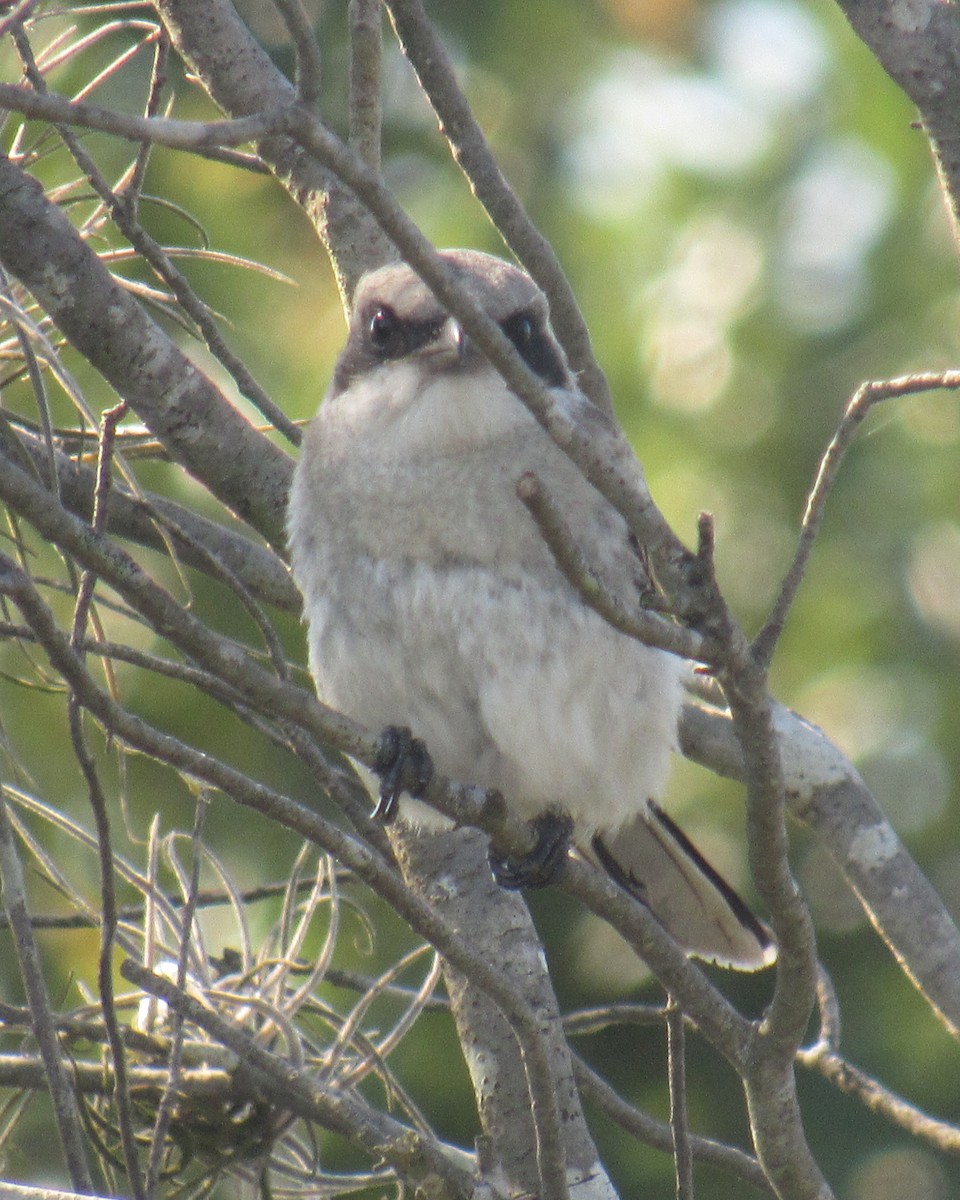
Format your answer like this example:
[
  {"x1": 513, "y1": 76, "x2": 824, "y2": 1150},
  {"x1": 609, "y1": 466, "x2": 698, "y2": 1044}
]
[
  {"x1": 121, "y1": 961, "x2": 482, "y2": 1200},
  {"x1": 8, "y1": 432, "x2": 298, "y2": 611},
  {"x1": 393, "y1": 827, "x2": 619, "y2": 1199},
  {"x1": 153, "y1": 0, "x2": 395, "y2": 296},
  {"x1": 681, "y1": 699, "x2": 960, "y2": 1038},
  {"x1": 383, "y1": 0, "x2": 613, "y2": 414},
  {"x1": 754, "y1": 371, "x2": 960, "y2": 667},
  {"x1": 0, "y1": 81, "x2": 279, "y2": 147},
  {"x1": 0, "y1": 551, "x2": 581, "y2": 1200},
  {"x1": 348, "y1": 0, "x2": 383, "y2": 170},
  {"x1": 831, "y1": 0, "x2": 960, "y2": 240},
  {"x1": 0, "y1": 152, "x2": 293, "y2": 547},
  {"x1": 573, "y1": 1055, "x2": 775, "y2": 1196},
  {"x1": 0, "y1": 788, "x2": 94, "y2": 1192}
]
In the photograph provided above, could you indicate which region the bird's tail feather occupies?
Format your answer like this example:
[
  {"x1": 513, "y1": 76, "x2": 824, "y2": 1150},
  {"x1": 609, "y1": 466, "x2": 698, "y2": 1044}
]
[{"x1": 591, "y1": 800, "x2": 776, "y2": 971}]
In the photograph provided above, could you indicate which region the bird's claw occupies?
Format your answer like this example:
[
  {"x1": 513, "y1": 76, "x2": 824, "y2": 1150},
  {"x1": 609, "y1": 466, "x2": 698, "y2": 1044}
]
[
  {"x1": 372, "y1": 726, "x2": 433, "y2": 823},
  {"x1": 488, "y1": 810, "x2": 573, "y2": 889}
]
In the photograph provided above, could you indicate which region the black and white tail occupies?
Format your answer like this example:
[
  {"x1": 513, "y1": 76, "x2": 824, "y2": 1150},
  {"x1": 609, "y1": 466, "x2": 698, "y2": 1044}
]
[{"x1": 591, "y1": 800, "x2": 776, "y2": 971}]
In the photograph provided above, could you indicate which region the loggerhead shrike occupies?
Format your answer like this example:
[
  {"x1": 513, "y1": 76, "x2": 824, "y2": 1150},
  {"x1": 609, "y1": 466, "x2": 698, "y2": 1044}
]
[{"x1": 288, "y1": 249, "x2": 774, "y2": 970}]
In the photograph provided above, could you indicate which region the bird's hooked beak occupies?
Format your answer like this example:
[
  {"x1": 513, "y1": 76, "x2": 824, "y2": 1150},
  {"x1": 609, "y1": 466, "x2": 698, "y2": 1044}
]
[{"x1": 425, "y1": 315, "x2": 469, "y2": 366}]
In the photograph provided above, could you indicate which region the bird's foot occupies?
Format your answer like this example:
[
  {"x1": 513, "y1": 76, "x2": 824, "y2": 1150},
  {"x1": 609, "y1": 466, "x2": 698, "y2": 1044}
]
[
  {"x1": 488, "y1": 811, "x2": 573, "y2": 889},
  {"x1": 372, "y1": 726, "x2": 433, "y2": 823}
]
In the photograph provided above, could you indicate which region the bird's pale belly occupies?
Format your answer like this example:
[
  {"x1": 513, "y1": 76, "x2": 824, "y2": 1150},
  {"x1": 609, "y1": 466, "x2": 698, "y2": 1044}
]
[{"x1": 307, "y1": 553, "x2": 683, "y2": 834}]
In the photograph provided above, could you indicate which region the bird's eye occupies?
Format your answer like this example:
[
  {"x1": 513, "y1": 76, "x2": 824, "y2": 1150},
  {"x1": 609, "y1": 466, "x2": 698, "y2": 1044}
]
[
  {"x1": 501, "y1": 310, "x2": 568, "y2": 387},
  {"x1": 369, "y1": 305, "x2": 400, "y2": 350},
  {"x1": 511, "y1": 315, "x2": 535, "y2": 347}
]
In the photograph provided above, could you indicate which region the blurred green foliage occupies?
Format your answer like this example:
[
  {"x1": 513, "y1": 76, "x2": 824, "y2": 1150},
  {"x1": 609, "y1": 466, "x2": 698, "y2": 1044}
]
[{"x1": 2, "y1": 0, "x2": 960, "y2": 1196}]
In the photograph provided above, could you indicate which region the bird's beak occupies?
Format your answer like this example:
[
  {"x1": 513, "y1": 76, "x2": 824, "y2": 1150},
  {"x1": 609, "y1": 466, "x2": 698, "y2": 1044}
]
[{"x1": 426, "y1": 316, "x2": 469, "y2": 365}]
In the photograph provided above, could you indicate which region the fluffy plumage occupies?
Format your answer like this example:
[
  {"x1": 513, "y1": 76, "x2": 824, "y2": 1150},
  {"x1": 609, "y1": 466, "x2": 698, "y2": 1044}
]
[{"x1": 288, "y1": 250, "x2": 774, "y2": 970}]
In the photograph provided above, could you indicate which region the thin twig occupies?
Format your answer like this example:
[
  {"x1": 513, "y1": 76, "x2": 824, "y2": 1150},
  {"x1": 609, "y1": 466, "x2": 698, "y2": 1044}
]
[
  {"x1": 0, "y1": 553, "x2": 569, "y2": 1200},
  {"x1": 563, "y1": 1003, "x2": 667, "y2": 1036},
  {"x1": 349, "y1": 0, "x2": 382, "y2": 170},
  {"x1": 67, "y1": 699, "x2": 145, "y2": 1200},
  {"x1": 0, "y1": 877, "x2": 354, "y2": 930},
  {"x1": 91, "y1": 406, "x2": 129, "y2": 530},
  {"x1": 516, "y1": 469, "x2": 705, "y2": 662},
  {"x1": 122, "y1": 961, "x2": 480, "y2": 1198},
  {"x1": 67, "y1": 399, "x2": 144, "y2": 1195},
  {"x1": 667, "y1": 999, "x2": 694, "y2": 1200},
  {"x1": 146, "y1": 798, "x2": 209, "y2": 1192},
  {"x1": 124, "y1": 27, "x2": 170, "y2": 209},
  {"x1": 0, "y1": 1050, "x2": 233, "y2": 1100},
  {"x1": 281, "y1": 719, "x2": 396, "y2": 861},
  {"x1": 273, "y1": 0, "x2": 323, "y2": 105},
  {"x1": 798, "y1": 1044, "x2": 960, "y2": 1153},
  {"x1": 0, "y1": 266, "x2": 58, "y2": 496},
  {"x1": 572, "y1": 1055, "x2": 775, "y2": 1195},
  {"x1": 753, "y1": 370, "x2": 960, "y2": 666},
  {"x1": 0, "y1": 80, "x2": 281, "y2": 148},
  {"x1": 0, "y1": 0, "x2": 42, "y2": 39},
  {"x1": 383, "y1": 0, "x2": 613, "y2": 414},
  {"x1": 0, "y1": 787, "x2": 94, "y2": 1192},
  {"x1": 811, "y1": 962, "x2": 842, "y2": 1053}
]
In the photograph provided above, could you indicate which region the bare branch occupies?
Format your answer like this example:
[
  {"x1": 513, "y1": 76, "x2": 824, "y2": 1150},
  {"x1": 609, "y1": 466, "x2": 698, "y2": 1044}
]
[
  {"x1": 0, "y1": 1047, "x2": 230, "y2": 1091},
  {"x1": 121, "y1": 960, "x2": 482, "y2": 1198},
  {"x1": 798, "y1": 1044, "x2": 960, "y2": 1153},
  {"x1": 831, "y1": 0, "x2": 960, "y2": 240},
  {"x1": 516, "y1": 469, "x2": 705, "y2": 661},
  {"x1": 754, "y1": 370, "x2": 960, "y2": 667},
  {"x1": 383, "y1": 0, "x2": 613, "y2": 415},
  {"x1": 681, "y1": 699, "x2": 960, "y2": 1039},
  {"x1": 153, "y1": 0, "x2": 395, "y2": 294},
  {"x1": 272, "y1": 0, "x2": 323, "y2": 105},
  {"x1": 0, "y1": 153, "x2": 293, "y2": 546},
  {"x1": 573, "y1": 1055, "x2": 776, "y2": 1196},
  {"x1": 0, "y1": 788, "x2": 94, "y2": 1192},
  {"x1": 0, "y1": 81, "x2": 280, "y2": 147},
  {"x1": 666, "y1": 1001, "x2": 694, "y2": 1200},
  {"x1": 349, "y1": 0, "x2": 383, "y2": 170}
]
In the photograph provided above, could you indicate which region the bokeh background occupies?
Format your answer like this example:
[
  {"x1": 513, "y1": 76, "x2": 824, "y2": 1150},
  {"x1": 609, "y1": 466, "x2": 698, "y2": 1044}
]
[{"x1": 2, "y1": 0, "x2": 959, "y2": 1195}]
